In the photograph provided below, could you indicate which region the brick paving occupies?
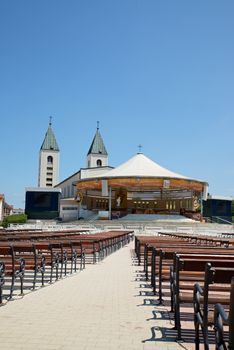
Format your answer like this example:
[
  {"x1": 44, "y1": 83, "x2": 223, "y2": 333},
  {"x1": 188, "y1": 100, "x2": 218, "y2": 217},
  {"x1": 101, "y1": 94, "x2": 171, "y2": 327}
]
[{"x1": 0, "y1": 242, "x2": 194, "y2": 350}]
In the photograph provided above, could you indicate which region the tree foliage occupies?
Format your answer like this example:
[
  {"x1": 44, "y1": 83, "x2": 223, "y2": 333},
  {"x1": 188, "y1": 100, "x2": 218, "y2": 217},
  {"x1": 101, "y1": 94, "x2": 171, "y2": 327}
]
[{"x1": 0, "y1": 214, "x2": 27, "y2": 228}]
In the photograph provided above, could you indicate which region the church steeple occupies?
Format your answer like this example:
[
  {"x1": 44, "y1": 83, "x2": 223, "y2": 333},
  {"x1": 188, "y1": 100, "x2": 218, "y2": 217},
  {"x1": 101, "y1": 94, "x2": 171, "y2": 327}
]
[
  {"x1": 38, "y1": 118, "x2": 60, "y2": 187},
  {"x1": 40, "y1": 117, "x2": 59, "y2": 151},
  {"x1": 87, "y1": 122, "x2": 108, "y2": 168}
]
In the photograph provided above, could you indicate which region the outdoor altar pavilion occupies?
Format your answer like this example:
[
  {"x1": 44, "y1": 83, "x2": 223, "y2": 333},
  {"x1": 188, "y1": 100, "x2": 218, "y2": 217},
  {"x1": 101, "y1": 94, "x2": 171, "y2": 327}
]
[{"x1": 75, "y1": 153, "x2": 208, "y2": 218}]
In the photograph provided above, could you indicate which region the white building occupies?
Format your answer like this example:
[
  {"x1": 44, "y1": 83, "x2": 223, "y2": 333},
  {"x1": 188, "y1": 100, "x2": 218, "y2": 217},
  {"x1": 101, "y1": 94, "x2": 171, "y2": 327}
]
[
  {"x1": 0, "y1": 194, "x2": 4, "y2": 222},
  {"x1": 38, "y1": 119, "x2": 60, "y2": 188},
  {"x1": 55, "y1": 125, "x2": 113, "y2": 221},
  {"x1": 0, "y1": 194, "x2": 13, "y2": 222}
]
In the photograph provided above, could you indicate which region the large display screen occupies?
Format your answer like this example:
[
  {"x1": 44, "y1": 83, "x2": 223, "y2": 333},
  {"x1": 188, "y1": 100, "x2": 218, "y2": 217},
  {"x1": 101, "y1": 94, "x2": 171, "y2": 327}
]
[{"x1": 25, "y1": 191, "x2": 60, "y2": 219}]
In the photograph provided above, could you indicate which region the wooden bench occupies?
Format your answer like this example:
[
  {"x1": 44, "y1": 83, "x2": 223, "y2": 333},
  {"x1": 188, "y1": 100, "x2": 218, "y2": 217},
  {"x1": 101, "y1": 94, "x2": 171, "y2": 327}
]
[
  {"x1": 147, "y1": 244, "x2": 234, "y2": 302},
  {"x1": 194, "y1": 263, "x2": 234, "y2": 350},
  {"x1": 0, "y1": 244, "x2": 46, "y2": 302},
  {"x1": 172, "y1": 256, "x2": 234, "y2": 343},
  {"x1": 214, "y1": 276, "x2": 234, "y2": 350},
  {"x1": 0, "y1": 230, "x2": 132, "y2": 304}
]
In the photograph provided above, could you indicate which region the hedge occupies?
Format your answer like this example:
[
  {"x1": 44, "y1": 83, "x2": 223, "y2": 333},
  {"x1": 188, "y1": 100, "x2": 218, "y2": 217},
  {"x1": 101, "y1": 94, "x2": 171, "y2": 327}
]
[{"x1": 0, "y1": 214, "x2": 27, "y2": 228}]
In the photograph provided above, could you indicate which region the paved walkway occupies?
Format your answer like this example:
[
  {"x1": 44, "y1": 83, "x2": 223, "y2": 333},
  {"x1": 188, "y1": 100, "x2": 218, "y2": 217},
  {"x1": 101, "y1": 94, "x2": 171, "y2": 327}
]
[{"x1": 0, "y1": 243, "x2": 193, "y2": 350}]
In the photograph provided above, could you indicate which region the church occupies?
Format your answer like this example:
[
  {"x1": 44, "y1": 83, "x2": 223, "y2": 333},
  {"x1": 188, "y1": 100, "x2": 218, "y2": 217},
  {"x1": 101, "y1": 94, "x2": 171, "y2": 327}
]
[
  {"x1": 54, "y1": 121, "x2": 114, "y2": 220},
  {"x1": 24, "y1": 119, "x2": 211, "y2": 221}
]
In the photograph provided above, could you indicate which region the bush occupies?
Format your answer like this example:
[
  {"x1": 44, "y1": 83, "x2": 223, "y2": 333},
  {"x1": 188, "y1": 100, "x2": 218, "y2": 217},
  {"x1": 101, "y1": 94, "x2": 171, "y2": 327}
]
[{"x1": 1, "y1": 214, "x2": 27, "y2": 228}]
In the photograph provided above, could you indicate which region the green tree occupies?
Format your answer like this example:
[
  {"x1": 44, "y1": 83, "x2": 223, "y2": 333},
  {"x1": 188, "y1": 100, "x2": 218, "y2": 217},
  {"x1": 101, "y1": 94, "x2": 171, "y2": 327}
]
[{"x1": 0, "y1": 214, "x2": 27, "y2": 228}]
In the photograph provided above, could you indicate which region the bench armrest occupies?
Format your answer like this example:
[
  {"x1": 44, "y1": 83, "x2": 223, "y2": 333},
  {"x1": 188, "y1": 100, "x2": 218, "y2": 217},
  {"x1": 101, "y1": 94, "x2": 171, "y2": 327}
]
[
  {"x1": 194, "y1": 282, "x2": 204, "y2": 325},
  {"x1": 214, "y1": 303, "x2": 229, "y2": 350}
]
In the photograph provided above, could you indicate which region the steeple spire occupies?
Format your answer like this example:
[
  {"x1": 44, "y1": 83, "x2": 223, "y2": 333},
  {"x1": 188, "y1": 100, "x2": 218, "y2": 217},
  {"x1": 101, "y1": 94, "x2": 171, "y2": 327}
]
[
  {"x1": 86, "y1": 123, "x2": 108, "y2": 168},
  {"x1": 87, "y1": 124, "x2": 107, "y2": 156},
  {"x1": 40, "y1": 118, "x2": 59, "y2": 151}
]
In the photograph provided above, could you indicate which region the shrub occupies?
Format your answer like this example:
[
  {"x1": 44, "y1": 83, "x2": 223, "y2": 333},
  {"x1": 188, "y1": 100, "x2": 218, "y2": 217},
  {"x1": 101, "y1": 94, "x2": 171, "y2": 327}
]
[{"x1": 1, "y1": 214, "x2": 27, "y2": 228}]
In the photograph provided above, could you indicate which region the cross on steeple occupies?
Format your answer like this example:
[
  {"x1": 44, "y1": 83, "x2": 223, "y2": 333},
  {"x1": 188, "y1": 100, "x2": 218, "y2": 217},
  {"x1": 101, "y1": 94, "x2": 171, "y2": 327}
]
[
  {"x1": 97, "y1": 120, "x2": 100, "y2": 130},
  {"x1": 49, "y1": 116, "x2": 52, "y2": 126},
  {"x1": 138, "y1": 144, "x2": 143, "y2": 154}
]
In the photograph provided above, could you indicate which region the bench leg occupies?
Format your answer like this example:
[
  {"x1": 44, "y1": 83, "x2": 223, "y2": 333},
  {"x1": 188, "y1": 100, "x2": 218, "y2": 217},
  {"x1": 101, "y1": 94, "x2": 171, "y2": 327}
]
[
  {"x1": 56, "y1": 262, "x2": 59, "y2": 281},
  {"x1": 203, "y1": 327, "x2": 209, "y2": 350},
  {"x1": 158, "y1": 274, "x2": 164, "y2": 304},
  {"x1": 0, "y1": 263, "x2": 5, "y2": 304},
  {"x1": 20, "y1": 274, "x2": 24, "y2": 295},
  {"x1": 174, "y1": 297, "x2": 183, "y2": 341},
  {"x1": 50, "y1": 266, "x2": 53, "y2": 283},
  {"x1": 194, "y1": 317, "x2": 200, "y2": 350},
  {"x1": 60, "y1": 260, "x2": 63, "y2": 278},
  {"x1": 83, "y1": 254, "x2": 86, "y2": 269},
  {"x1": 64, "y1": 252, "x2": 68, "y2": 276},
  {"x1": 41, "y1": 268, "x2": 45, "y2": 287},
  {"x1": 9, "y1": 275, "x2": 15, "y2": 299},
  {"x1": 32, "y1": 269, "x2": 37, "y2": 290}
]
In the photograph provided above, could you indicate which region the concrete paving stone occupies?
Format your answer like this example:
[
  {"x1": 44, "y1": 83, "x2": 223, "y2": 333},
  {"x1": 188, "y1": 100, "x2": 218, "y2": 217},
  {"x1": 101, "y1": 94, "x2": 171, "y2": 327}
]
[{"x1": 0, "y1": 241, "x2": 195, "y2": 350}]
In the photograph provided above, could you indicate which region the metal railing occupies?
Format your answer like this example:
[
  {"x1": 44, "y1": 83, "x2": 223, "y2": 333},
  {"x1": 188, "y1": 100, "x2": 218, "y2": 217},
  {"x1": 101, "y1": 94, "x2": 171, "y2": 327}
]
[{"x1": 204, "y1": 216, "x2": 233, "y2": 226}]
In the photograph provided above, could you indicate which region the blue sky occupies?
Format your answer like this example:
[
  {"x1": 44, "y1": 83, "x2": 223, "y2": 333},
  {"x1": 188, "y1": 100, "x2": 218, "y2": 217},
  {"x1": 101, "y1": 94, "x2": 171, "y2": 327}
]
[{"x1": 0, "y1": 0, "x2": 234, "y2": 208}]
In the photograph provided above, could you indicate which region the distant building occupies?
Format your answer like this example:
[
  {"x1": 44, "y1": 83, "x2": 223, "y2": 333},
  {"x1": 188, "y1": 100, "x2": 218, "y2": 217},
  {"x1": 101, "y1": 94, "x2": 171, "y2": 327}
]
[
  {"x1": 12, "y1": 208, "x2": 25, "y2": 215},
  {"x1": 0, "y1": 194, "x2": 13, "y2": 221},
  {"x1": 25, "y1": 188, "x2": 61, "y2": 220},
  {"x1": 32, "y1": 121, "x2": 112, "y2": 221},
  {"x1": 35, "y1": 120, "x2": 234, "y2": 224},
  {"x1": 203, "y1": 195, "x2": 233, "y2": 223},
  {"x1": 38, "y1": 118, "x2": 60, "y2": 188},
  {"x1": 75, "y1": 152, "x2": 208, "y2": 219},
  {"x1": 0, "y1": 194, "x2": 4, "y2": 221},
  {"x1": 55, "y1": 124, "x2": 113, "y2": 220}
]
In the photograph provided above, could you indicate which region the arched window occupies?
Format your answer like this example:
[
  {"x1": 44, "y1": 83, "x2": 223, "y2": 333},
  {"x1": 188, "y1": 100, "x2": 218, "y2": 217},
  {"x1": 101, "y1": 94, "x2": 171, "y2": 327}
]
[
  {"x1": 97, "y1": 159, "x2": 102, "y2": 167},
  {"x1": 47, "y1": 156, "x2": 53, "y2": 164}
]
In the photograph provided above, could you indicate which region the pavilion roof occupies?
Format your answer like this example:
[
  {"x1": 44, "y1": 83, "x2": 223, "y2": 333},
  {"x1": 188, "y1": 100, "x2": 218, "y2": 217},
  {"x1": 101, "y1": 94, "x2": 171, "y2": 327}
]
[{"x1": 97, "y1": 153, "x2": 190, "y2": 179}]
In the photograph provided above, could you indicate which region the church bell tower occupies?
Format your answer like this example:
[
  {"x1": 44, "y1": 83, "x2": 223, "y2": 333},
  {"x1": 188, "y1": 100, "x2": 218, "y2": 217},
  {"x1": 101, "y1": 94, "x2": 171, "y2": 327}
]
[
  {"x1": 38, "y1": 117, "x2": 60, "y2": 187},
  {"x1": 87, "y1": 122, "x2": 108, "y2": 168}
]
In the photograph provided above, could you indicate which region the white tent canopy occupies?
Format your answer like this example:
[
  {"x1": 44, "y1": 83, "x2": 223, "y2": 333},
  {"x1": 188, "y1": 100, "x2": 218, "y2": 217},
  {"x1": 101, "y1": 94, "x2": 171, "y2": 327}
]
[{"x1": 98, "y1": 153, "x2": 189, "y2": 179}]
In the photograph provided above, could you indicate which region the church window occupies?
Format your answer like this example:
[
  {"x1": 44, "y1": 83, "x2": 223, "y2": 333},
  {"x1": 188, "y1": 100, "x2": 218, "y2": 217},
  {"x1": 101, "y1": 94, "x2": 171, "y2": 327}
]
[
  {"x1": 97, "y1": 159, "x2": 102, "y2": 167},
  {"x1": 47, "y1": 156, "x2": 53, "y2": 164}
]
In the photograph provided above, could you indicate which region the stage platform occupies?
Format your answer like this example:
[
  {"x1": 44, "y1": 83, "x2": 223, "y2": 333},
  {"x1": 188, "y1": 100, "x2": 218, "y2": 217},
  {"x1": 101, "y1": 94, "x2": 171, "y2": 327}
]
[{"x1": 118, "y1": 214, "x2": 194, "y2": 222}]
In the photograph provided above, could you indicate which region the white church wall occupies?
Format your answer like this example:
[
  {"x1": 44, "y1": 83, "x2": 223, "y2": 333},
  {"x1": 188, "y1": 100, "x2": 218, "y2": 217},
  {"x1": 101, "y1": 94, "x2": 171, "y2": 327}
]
[
  {"x1": 86, "y1": 154, "x2": 108, "y2": 168},
  {"x1": 59, "y1": 198, "x2": 79, "y2": 221},
  {"x1": 56, "y1": 172, "x2": 80, "y2": 199},
  {"x1": 38, "y1": 150, "x2": 60, "y2": 187},
  {"x1": 80, "y1": 166, "x2": 113, "y2": 180}
]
